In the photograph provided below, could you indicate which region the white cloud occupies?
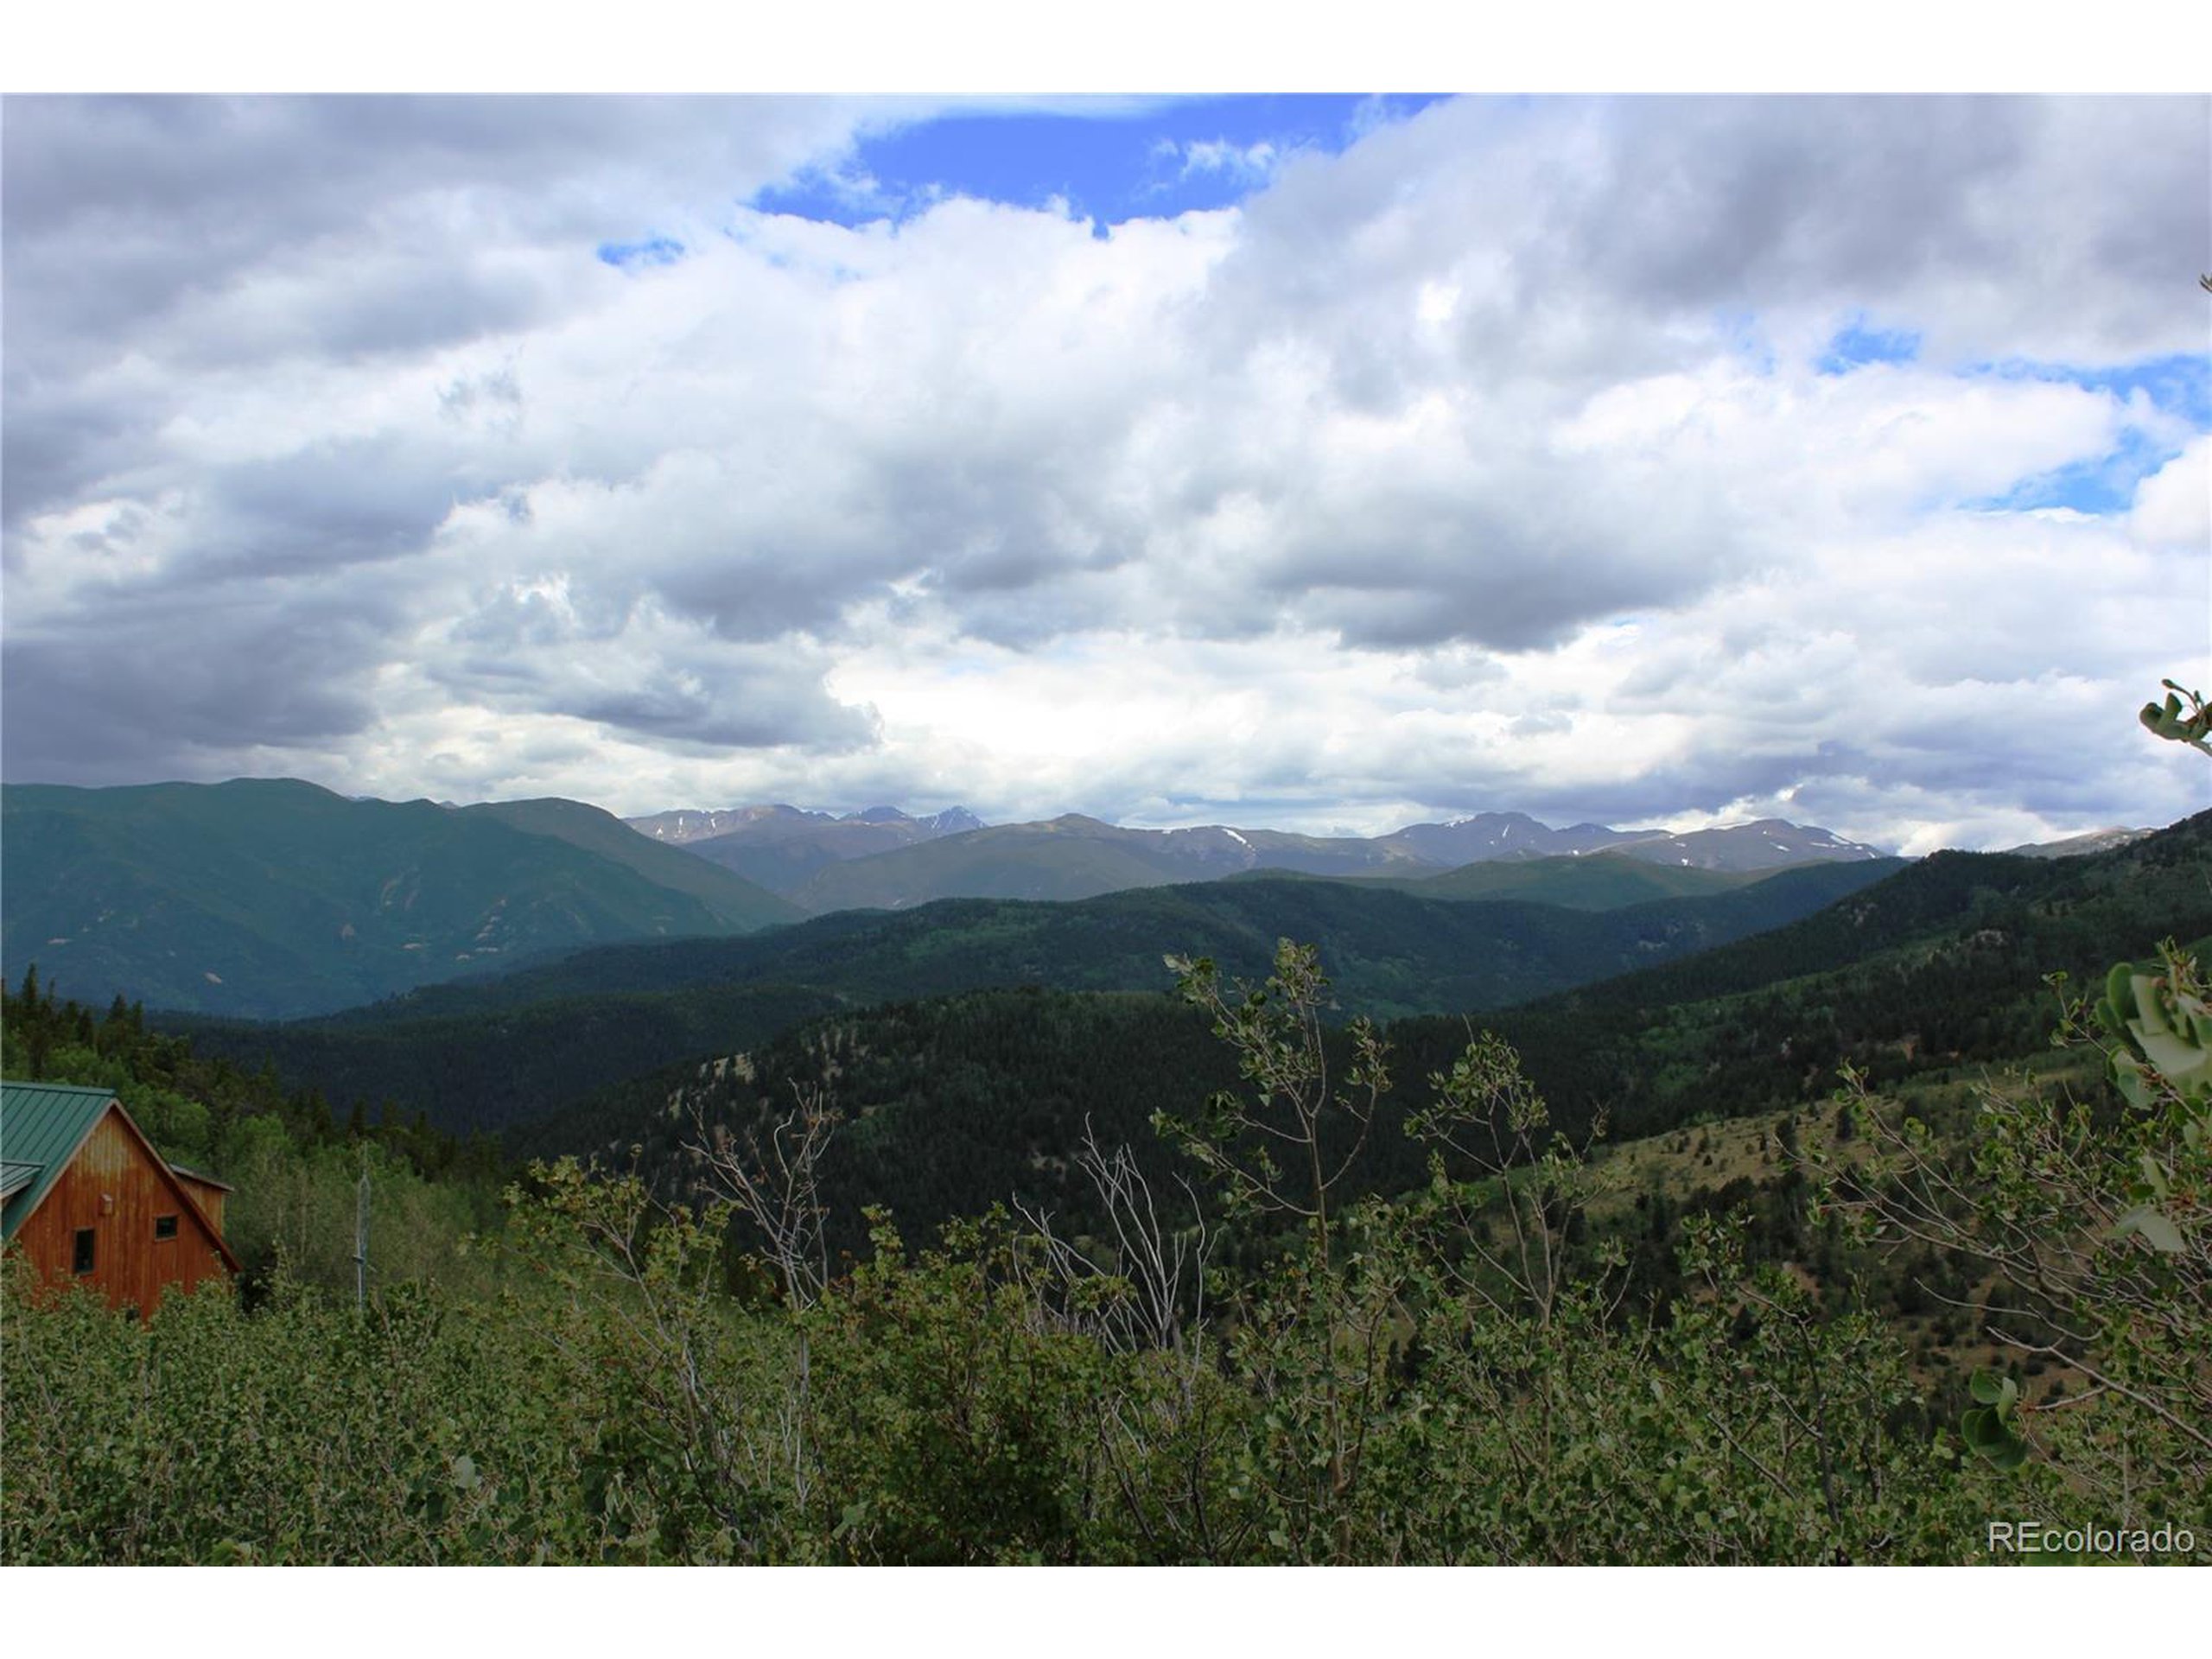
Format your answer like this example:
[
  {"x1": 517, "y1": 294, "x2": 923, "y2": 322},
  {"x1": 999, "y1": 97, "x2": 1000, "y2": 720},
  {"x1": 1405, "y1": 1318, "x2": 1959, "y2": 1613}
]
[
  {"x1": 1170, "y1": 137, "x2": 1282, "y2": 186},
  {"x1": 4, "y1": 94, "x2": 2207, "y2": 849},
  {"x1": 2131, "y1": 434, "x2": 2212, "y2": 552}
]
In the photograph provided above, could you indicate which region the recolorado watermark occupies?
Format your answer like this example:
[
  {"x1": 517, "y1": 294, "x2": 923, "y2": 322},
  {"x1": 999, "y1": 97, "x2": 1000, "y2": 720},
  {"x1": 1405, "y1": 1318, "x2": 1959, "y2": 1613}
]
[{"x1": 1987, "y1": 1519, "x2": 2196, "y2": 1558}]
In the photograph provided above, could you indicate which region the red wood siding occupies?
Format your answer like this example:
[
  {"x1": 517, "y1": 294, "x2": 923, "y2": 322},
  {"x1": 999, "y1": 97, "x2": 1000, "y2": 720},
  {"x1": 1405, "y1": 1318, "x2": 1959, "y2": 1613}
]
[
  {"x1": 10, "y1": 1109, "x2": 232, "y2": 1315},
  {"x1": 172, "y1": 1170, "x2": 228, "y2": 1236}
]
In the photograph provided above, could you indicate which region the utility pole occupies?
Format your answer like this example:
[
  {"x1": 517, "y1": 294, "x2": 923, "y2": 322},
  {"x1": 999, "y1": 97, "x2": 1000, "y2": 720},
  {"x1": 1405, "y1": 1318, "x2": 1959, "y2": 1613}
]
[{"x1": 354, "y1": 1147, "x2": 370, "y2": 1313}]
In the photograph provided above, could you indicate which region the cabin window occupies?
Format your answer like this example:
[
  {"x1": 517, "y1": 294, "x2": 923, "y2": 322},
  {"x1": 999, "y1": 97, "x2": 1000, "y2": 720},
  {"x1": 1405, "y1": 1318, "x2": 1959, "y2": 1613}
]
[
  {"x1": 155, "y1": 1214, "x2": 180, "y2": 1241},
  {"x1": 73, "y1": 1228, "x2": 97, "y2": 1274}
]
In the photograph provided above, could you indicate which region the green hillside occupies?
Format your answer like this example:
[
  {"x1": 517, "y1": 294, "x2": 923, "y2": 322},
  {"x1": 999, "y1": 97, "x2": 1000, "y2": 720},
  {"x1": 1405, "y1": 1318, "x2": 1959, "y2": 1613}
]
[
  {"x1": 678, "y1": 831, "x2": 853, "y2": 895},
  {"x1": 664, "y1": 805, "x2": 987, "y2": 897},
  {"x1": 169, "y1": 857, "x2": 1903, "y2": 1136},
  {"x1": 143, "y1": 813, "x2": 2207, "y2": 1160},
  {"x1": 512, "y1": 987, "x2": 1247, "y2": 1252},
  {"x1": 461, "y1": 798, "x2": 798, "y2": 931},
  {"x1": 366, "y1": 854, "x2": 1904, "y2": 1021},
  {"x1": 518, "y1": 813, "x2": 2212, "y2": 1248},
  {"x1": 3, "y1": 779, "x2": 795, "y2": 1019},
  {"x1": 1239, "y1": 850, "x2": 1776, "y2": 907},
  {"x1": 1403, "y1": 807, "x2": 2212, "y2": 1143},
  {"x1": 1404, "y1": 850, "x2": 1766, "y2": 906},
  {"x1": 789, "y1": 816, "x2": 1194, "y2": 909}
]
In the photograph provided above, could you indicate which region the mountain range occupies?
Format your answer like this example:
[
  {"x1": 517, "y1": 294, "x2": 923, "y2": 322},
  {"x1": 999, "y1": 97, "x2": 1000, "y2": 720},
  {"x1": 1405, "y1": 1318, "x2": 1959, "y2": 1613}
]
[
  {"x1": 22, "y1": 766, "x2": 2200, "y2": 1202},
  {"x1": 507, "y1": 809, "x2": 2212, "y2": 1241},
  {"x1": 1997, "y1": 826, "x2": 2155, "y2": 859},
  {"x1": 168, "y1": 855, "x2": 1908, "y2": 1137},
  {"x1": 626, "y1": 803, "x2": 986, "y2": 895},
  {"x1": 637, "y1": 804, "x2": 1891, "y2": 912},
  {"x1": 3, "y1": 779, "x2": 1899, "y2": 1019}
]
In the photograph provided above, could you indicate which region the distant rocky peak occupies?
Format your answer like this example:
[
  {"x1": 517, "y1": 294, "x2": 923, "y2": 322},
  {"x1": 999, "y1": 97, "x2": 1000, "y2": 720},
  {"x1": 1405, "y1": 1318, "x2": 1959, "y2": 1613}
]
[{"x1": 1999, "y1": 827, "x2": 2155, "y2": 859}]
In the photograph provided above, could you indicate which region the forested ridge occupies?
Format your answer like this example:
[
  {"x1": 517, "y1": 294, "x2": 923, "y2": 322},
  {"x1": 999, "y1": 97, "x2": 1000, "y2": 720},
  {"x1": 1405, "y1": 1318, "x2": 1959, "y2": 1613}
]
[
  {"x1": 154, "y1": 822, "x2": 2202, "y2": 1150},
  {"x1": 528, "y1": 810, "x2": 2212, "y2": 1231},
  {"x1": 3, "y1": 810, "x2": 2207, "y2": 1565},
  {"x1": 162, "y1": 856, "x2": 1900, "y2": 1137}
]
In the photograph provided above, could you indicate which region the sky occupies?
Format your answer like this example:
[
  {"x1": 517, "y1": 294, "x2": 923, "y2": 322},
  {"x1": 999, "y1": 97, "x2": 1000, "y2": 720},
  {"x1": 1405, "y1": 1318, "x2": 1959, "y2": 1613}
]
[{"x1": 3, "y1": 86, "x2": 2209, "y2": 854}]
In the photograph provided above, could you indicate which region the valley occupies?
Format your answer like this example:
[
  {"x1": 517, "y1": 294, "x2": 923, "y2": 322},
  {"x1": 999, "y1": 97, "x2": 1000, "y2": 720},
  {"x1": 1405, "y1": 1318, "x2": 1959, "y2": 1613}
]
[
  {"x1": 5, "y1": 779, "x2": 2207, "y2": 1568},
  {"x1": 1, "y1": 778, "x2": 1896, "y2": 1020}
]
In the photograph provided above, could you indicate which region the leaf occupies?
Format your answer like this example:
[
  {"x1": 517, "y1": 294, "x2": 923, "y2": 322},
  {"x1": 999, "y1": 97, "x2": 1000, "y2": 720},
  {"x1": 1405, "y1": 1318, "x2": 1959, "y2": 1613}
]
[
  {"x1": 1961, "y1": 1406, "x2": 2028, "y2": 1471},
  {"x1": 2112, "y1": 1054, "x2": 2155, "y2": 1109},
  {"x1": 2113, "y1": 1205, "x2": 2187, "y2": 1255},
  {"x1": 2129, "y1": 973, "x2": 2176, "y2": 1039},
  {"x1": 1967, "y1": 1370, "x2": 2016, "y2": 1409},
  {"x1": 2137, "y1": 1153, "x2": 2170, "y2": 1201}
]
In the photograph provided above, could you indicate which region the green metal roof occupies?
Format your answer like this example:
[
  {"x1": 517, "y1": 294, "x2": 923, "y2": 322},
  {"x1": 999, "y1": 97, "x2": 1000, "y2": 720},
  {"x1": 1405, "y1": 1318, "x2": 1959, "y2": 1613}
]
[{"x1": 0, "y1": 1081, "x2": 119, "y2": 1242}]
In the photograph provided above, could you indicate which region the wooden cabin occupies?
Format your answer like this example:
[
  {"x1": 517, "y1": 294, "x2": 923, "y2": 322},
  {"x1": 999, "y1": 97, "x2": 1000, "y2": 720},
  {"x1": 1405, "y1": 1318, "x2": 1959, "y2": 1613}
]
[{"x1": 1, "y1": 1081, "x2": 238, "y2": 1315}]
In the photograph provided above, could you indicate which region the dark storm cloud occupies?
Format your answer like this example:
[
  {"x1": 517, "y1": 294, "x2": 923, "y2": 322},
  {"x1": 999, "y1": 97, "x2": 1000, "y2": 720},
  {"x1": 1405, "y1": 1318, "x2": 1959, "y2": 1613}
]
[
  {"x1": 429, "y1": 626, "x2": 882, "y2": 754},
  {"x1": 202, "y1": 439, "x2": 463, "y2": 580},
  {"x1": 0, "y1": 95, "x2": 916, "y2": 783},
  {"x1": 1, "y1": 593, "x2": 388, "y2": 781},
  {"x1": 1564, "y1": 99, "x2": 2018, "y2": 309},
  {"x1": 1211, "y1": 95, "x2": 2208, "y2": 394},
  {"x1": 429, "y1": 551, "x2": 880, "y2": 754},
  {"x1": 0, "y1": 94, "x2": 873, "y2": 522},
  {"x1": 631, "y1": 433, "x2": 1142, "y2": 649},
  {"x1": 1268, "y1": 500, "x2": 1726, "y2": 652},
  {"x1": 568, "y1": 685, "x2": 880, "y2": 753},
  {"x1": 1, "y1": 95, "x2": 868, "y2": 359},
  {"x1": 651, "y1": 537, "x2": 904, "y2": 645},
  {"x1": 0, "y1": 392, "x2": 168, "y2": 536}
]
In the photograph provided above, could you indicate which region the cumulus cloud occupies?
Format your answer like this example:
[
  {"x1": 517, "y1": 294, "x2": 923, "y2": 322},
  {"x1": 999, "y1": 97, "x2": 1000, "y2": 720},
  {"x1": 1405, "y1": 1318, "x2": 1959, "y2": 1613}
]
[
  {"x1": 3, "y1": 94, "x2": 2206, "y2": 848},
  {"x1": 2131, "y1": 434, "x2": 2212, "y2": 551}
]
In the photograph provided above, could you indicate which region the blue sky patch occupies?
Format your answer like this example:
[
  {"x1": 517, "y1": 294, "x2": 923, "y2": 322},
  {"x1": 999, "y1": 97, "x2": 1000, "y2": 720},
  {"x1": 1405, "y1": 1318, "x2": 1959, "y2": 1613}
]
[
  {"x1": 1965, "y1": 353, "x2": 2212, "y2": 429},
  {"x1": 1955, "y1": 352, "x2": 2209, "y2": 514},
  {"x1": 1966, "y1": 423, "x2": 2183, "y2": 516},
  {"x1": 751, "y1": 95, "x2": 1452, "y2": 231},
  {"x1": 596, "y1": 236, "x2": 686, "y2": 270},
  {"x1": 1818, "y1": 317, "x2": 1922, "y2": 374}
]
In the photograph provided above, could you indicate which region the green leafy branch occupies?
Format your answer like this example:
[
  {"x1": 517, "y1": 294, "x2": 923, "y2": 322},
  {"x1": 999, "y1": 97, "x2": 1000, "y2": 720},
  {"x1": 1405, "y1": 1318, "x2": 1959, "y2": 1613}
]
[{"x1": 2139, "y1": 679, "x2": 2212, "y2": 757}]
